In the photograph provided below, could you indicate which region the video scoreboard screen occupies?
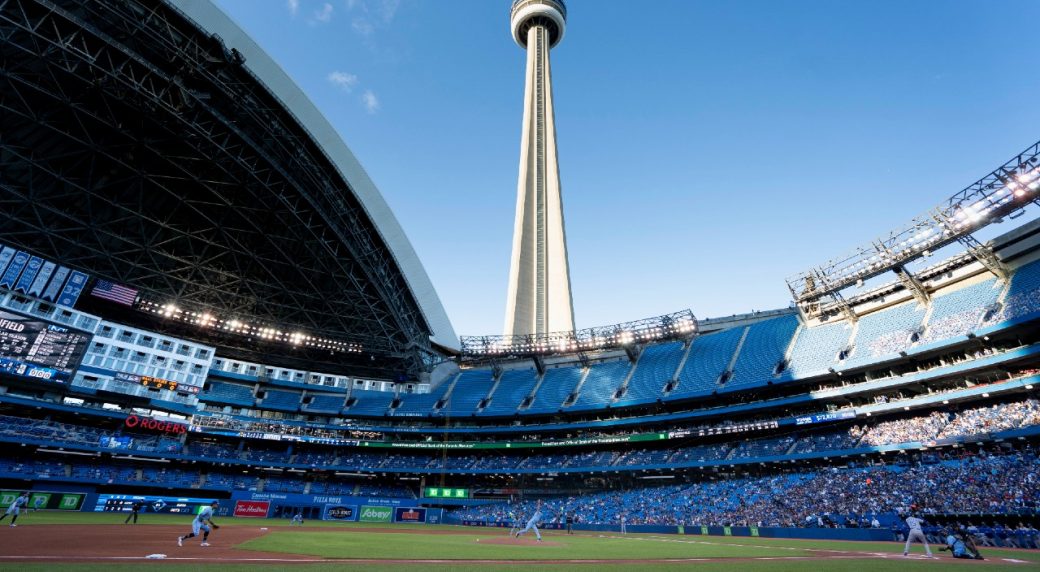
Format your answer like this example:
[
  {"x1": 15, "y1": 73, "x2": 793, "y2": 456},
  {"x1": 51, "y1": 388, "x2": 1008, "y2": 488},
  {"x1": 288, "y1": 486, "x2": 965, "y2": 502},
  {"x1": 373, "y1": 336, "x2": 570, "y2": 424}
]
[
  {"x1": 0, "y1": 309, "x2": 90, "y2": 383},
  {"x1": 94, "y1": 494, "x2": 217, "y2": 515},
  {"x1": 424, "y1": 487, "x2": 469, "y2": 499}
]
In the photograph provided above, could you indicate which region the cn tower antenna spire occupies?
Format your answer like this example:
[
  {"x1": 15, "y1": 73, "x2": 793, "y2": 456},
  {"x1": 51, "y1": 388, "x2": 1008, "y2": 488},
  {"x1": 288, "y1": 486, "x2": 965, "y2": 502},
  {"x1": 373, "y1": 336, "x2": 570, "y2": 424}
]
[{"x1": 503, "y1": 0, "x2": 575, "y2": 337}]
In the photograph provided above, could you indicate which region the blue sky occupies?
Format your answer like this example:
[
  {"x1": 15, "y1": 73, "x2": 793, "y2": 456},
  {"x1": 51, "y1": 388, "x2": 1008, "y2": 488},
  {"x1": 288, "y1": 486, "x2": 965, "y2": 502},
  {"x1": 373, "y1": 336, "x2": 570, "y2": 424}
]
[{"x1": 215, "y1": 0, "x2": 1040, "y2": 339}]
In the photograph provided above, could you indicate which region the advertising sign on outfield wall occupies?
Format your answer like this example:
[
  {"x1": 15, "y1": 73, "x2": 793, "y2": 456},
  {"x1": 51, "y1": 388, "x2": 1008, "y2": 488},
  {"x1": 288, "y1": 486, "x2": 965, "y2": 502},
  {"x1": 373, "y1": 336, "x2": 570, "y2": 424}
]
[
  {"x1": 0, "y1": 490, "x2": 83, "y2": 511},
  {"x1": 233, "y1": 500, "x2": 271, "y2": 518},
  {"x1": 394, "y1": 507, "x2": 426, "y2": 523},
  {"x1": 359, "y1": 505, "x2": 393, "y2": 522},
  {"x1": 322, "y1": 505, "x2": 357, "y2": 521}
]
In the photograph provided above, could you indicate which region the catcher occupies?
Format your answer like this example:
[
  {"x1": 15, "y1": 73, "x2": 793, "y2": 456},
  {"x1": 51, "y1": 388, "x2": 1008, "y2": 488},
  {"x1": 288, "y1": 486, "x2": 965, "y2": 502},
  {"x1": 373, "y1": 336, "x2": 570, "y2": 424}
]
[{"x1": 178, "y1": 500, "x2": 221, "y2": 547}]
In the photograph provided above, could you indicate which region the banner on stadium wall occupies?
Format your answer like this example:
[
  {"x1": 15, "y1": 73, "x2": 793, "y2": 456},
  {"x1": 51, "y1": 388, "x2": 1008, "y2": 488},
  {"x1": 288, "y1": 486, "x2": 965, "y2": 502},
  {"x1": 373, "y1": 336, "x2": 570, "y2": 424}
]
[
  {"x1": 230, "y1": 491, "x2": 411, "y2": 508},
  {"x1": 234, "y1": 500, "x2": 271, "y2": 518},
  {"x1": 359, "y1": 505, "x2": 393, "y2": 523},
  {"x1": 0, "y1": 490, "x2": 83, "y2": 513},
  {"x1": 394, "y1": 507, "x2": 426, "y2": 523},
  {"x1": 0, "y1": 490, "x2": 84, "y2": 511},
  {"x1": 322, "y1": 505, "x2": 357, "y2": 521}
]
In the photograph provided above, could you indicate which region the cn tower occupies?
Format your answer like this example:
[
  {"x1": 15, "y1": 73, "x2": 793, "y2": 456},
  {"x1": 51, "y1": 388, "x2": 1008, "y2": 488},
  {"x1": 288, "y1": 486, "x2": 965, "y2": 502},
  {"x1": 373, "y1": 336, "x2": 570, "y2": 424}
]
[{"x1": 503, "y1": 0, "x2": 575, "y2": 337}]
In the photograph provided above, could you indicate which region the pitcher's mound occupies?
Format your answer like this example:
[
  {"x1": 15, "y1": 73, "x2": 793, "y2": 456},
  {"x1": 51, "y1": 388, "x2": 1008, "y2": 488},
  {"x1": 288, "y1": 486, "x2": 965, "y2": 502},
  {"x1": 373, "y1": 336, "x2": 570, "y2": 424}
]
[{"x1": 478, "y1": 537, "x2": 563, "y2": 547}]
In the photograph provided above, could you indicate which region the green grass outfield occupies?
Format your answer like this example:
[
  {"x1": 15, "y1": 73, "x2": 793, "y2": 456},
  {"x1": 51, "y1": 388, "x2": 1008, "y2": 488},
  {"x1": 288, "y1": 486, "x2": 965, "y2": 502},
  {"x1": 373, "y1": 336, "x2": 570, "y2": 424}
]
[{"x1": 7, "y1": 511, "x2": 1040, "y2": 571}]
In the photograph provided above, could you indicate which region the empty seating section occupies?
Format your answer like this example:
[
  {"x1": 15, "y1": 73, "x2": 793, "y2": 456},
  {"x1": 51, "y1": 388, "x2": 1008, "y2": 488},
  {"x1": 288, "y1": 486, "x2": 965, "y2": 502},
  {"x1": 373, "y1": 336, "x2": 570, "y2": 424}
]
[
  {"x1": 187, "y1": 441, "x2": 237, "y2": 459},
  {"x1": 304, "y1": 393, "x2": 346, "y2": 413},
  {"x1": 483, "y1": 368, "x2": 540, "y2": 415},
  {"x1": 0, "y1": 459, "x2": 66, "y2": 478},
  {"x1": 730, "y1": 435, "x2": 796, "y2": 459},
  {"x1": 526, "y1": 366, "x2": 583, "y2": 413},
  {"x1": 263, "y1": 475, "x2": 306, "y2": 493},
  {"x1": 727, "y1": 314, "x2": 799, "y2": 388},
  {"x1": 205, "y1": 472, "x2": 259, "y2": 490},
  {"x1": 984, "y1": 259, "x2": 1040, "y2": 326},
  {"x1": 570, "y1": 360, "x2": 631, "y2": 410},
  {"x1": 442, "y1": 370, "x2": 496, "y2": 416},
  {"x1": 672, "y1": 327, "x2": 744, "y2": 395},
  {"x1": 392, "y1": 380, "x2": 452, "y2": 416},
  {"x1": 846, "y1": 301, "x2": 925, "y2": 366},
  {"x1": 345, "y1": 389, "x2": 395, "y2": 417},
  {"x1": 617, "y1": 342, "x2": 684, "y2": 405},
  {"x1": 308, "y1": 480, "x2": 355, "y2": 495},
  {"x1": 202, "y1": 381, "x2": 254, "y2": 406},
  {"x1": 784, "y1": 320, "x2": 851, "y2": 378},
  {"x1": 356, "y1": 483, "x2": 414, "y2": 498},
  {"x1": 261, "y1": 389, "x2": 302, "y2": 411},
  {"x1": 920, "y1": 278, "x2": 999, "y2": 344}
]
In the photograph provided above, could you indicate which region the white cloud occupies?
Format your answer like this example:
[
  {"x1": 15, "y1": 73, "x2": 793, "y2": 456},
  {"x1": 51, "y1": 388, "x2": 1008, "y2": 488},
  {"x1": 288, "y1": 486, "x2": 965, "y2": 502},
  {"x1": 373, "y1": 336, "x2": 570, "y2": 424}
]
[
  {"x1": 287, "y1": 0, "x2": 299, "y2": 16},
  {"x1": 376, "y1": 0, "x2": 400, "y2": 23},
  {"x1": 361, "y1": 90, "x2": 380, "y2": 114},
  {"x1": 327, "y1": 71, "x2": 359, "y2": 92},
  {"x1": 344, "y1": 0, "x2": 400, "y2": 36},
  {"x1": 351, "y1": 17, "x2": 375, "y2": 36},
  {"x1": 312, "y1": 3, "x2": 333, "y2": 23}
]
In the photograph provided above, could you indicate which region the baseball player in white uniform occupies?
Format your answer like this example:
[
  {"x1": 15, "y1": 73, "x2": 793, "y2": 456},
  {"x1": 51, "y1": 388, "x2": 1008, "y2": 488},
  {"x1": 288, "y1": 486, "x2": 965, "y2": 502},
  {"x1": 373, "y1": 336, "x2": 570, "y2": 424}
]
[
  {"x1": 514, "y1": 500, "x2": 543, "y2": 542},
  {"x1": 903, "y1": 514, "x2": 933, "y2": 557},
  {"x1": 0, "y1": 492, "x2": 29, "y2": 527}
]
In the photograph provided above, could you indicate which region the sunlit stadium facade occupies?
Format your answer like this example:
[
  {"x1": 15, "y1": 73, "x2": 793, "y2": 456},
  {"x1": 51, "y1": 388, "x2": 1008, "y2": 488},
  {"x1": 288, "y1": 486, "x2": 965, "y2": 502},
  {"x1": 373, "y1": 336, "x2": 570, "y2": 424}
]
[{"x1": 0, "y1": 0, "x2": 1039, "y2": 539}]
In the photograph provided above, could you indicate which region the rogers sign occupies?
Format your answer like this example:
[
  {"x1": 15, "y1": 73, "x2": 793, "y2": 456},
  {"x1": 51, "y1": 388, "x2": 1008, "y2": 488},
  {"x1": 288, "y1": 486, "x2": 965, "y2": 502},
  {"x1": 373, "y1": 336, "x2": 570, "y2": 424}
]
[{"x1": 124, "y1": 415, "x2": 187, "y2": 435}]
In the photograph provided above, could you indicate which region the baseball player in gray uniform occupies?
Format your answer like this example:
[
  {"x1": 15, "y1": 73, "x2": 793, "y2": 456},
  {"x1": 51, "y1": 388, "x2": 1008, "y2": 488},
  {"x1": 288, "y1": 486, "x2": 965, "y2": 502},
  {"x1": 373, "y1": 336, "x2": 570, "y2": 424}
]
[
  {"x1": 178, "y1": 501, "x2": 220, "y2": 547},
  {"x1": 903, "y1": 513, "x2": 933, "y2": 557},
  {"x1": 0, "y1": 492, "x2": 29, "y2": 527},
  {"x1": 514, "y1": 500, "x2": 544, "y2": 542}
]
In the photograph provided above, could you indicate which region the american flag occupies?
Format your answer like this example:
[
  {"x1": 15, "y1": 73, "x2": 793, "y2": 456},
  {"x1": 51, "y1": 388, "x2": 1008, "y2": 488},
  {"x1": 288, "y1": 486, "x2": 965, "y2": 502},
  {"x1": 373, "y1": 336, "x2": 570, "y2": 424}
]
[{"x1": 91, "y1": 279, "x2": 138, "y2": 306}]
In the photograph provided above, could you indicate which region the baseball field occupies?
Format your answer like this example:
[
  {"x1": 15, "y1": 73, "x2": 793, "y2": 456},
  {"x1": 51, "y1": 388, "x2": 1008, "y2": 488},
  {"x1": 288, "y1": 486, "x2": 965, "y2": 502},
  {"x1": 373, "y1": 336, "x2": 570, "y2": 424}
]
[{"x1": 0, "y1": 512, "x2": 1035, "y2": 571}]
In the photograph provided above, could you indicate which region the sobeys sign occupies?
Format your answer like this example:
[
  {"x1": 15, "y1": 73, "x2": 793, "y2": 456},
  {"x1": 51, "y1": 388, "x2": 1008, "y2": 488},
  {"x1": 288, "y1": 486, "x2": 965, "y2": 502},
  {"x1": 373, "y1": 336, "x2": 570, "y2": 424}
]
[{"x1": 359, "y1": 505, "x2": 392, "y2": 522}]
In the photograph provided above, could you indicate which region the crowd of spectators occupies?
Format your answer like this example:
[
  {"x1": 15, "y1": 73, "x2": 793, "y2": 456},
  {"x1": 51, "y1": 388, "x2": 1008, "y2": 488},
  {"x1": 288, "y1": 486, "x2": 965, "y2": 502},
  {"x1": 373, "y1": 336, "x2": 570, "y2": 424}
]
[
  {"x1": 3, "y1": 398, "x2": 1040, "y2": 472},
  {"x1": 453, "y1": 448, "x2": 1040, "y2": 529}
]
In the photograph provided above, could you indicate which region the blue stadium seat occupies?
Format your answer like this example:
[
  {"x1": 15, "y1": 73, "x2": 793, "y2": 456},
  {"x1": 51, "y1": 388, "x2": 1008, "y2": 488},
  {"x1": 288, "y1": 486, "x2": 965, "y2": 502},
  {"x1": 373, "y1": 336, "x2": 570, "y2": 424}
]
[
  {"x1": 483, "y1": 368, "x2": 540, "y2": 415},
  {"x1": 526, "y1": 366, "x2": 583, "y2": 413},
  {"x1": 614, "y1": 341, "x2": 685, "y2": 406},
  {"x1": 200, "y1": 381, "x2": 255, "y2": 407},
  {"x1": 441, "y1": 370, "x2": 496, "y2": 416},
  {"x1": 569, "y1": 360, "x2": 631, "y2": 410},
  {"x1": 303, "y1": 393, "x2": 347, "y2": 414},
  {"x1": 983, "y1": 259, "x2": 1040, "y2": 326},
  {"x1": 783, "y1": 319, "x2": 852, "y2": 379},
  {"x1": 671, "y1": 327, "x2": 744, "y2": 396},
  {"x1": 844, "y1": 300, "x2": 925, "y2": 367},
  {"x1": 393, "y1": 377, "x2": 454, "y2": 416},
  {"x1": 261, "y1": 389, "x2": 302, "y2": 412},
  {"x1": 920, "y1": 278, "x2": 1000, "y2": 344},
  {"x1": 344, "y1": 389, "x2": 395, "y2": 417},
  {"x1": 726, "y1": 314, "x2": 799, "y2": 389}
]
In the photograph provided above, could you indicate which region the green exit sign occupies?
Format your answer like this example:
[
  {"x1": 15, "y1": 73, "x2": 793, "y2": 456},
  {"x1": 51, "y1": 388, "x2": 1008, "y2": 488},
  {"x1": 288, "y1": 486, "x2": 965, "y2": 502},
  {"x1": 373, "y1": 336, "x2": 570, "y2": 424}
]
[{"x1": 425, "y1": 487, "x2": 469, "y2": 499}]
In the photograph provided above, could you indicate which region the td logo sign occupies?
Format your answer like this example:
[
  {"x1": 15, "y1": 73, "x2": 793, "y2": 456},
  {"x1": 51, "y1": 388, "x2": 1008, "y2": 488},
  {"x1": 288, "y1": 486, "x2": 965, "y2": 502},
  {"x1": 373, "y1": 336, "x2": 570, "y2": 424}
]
[{"x1": 358, "y1": 505, "x2": 392, "y2": 523}]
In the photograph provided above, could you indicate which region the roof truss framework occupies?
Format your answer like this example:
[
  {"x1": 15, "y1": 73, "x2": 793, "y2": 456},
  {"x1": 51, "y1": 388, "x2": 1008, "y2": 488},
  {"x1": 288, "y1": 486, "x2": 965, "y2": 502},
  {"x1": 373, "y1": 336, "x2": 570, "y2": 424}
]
[{"x1": 0, "y1": 0, "x2": 433, "y2": 375}]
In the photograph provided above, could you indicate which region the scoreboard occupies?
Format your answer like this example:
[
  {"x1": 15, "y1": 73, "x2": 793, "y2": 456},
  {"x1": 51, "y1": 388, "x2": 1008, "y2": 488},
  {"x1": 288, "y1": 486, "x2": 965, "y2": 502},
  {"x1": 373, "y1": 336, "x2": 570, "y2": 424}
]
[
  {"x1": 0, "y1": 309, "x2": 90, "y2": 383},
  {"x1": 424, "y1": 487, "x2": 469, "y2": 499},
  {"x1": 114, "y1": 371, "x2": 200, "y2": 395},
  {"x1": 94, "y1": 494, "x2": 218, "y2": 515}
]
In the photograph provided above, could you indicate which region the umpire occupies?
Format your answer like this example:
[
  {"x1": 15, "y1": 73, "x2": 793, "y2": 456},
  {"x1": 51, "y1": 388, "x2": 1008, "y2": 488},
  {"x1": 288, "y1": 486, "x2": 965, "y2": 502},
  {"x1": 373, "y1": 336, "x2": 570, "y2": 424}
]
[{"x1": 124, "y1": 501, "x2": 144, "y2": 524}]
